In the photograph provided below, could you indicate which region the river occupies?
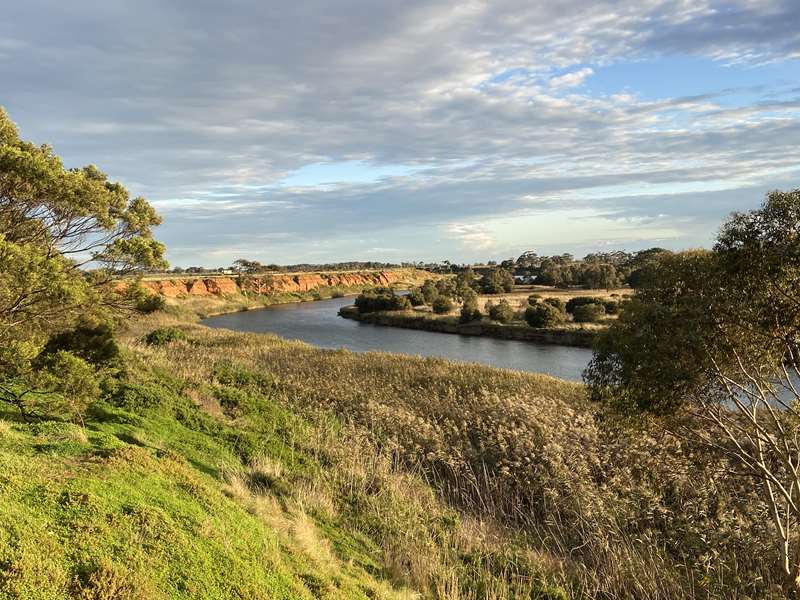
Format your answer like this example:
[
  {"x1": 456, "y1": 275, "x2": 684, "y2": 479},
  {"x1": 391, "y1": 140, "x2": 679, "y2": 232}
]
[{"x1": 202, "y1": 296, "x2": 592, "y2": 381}]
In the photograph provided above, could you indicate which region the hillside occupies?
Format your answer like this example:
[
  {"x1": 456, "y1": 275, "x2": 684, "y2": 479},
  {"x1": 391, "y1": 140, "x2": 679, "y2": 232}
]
[
  {"x1": 132, "y1": 269, "x2": 432, "y2": 318},
  {"x1": 0, "y1": 309, "x2": 782, "y2": 599}
]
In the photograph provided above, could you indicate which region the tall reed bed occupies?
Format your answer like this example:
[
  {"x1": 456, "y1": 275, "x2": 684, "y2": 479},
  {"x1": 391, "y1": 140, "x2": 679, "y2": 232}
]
[{"x1": 122, "y1": 313, "x2": 784, "y2": 598}]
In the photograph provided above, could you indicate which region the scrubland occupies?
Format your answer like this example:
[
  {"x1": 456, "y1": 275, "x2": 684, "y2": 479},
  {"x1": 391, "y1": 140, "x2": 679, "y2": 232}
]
[{"x1": 0, "y1": 309, "x2": 783, "y2": 599}]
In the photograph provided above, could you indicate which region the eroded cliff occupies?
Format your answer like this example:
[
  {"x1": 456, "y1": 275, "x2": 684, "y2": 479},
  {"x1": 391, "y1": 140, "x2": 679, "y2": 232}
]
[{"x1": 138, "y1": 270, "x2": 406, "y2": 298}]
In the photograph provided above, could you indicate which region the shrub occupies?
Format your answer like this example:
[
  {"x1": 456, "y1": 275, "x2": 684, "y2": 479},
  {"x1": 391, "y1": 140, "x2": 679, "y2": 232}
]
[
  {"x1": 33, "y1": 350, "x2": 102, "y2": 419},
  {"x1": 480, "y1": 269, "x2": 515, "y2": 294},
  {"x1": 421, "y1": 280, "x2": 439, "y2": 304},
  {"x1": 603, "y1": 300, "x2": 619, "y2": 315},
  {"x1": 459, "y1": 298, "x2": 482, "y2": 323},
  {"x1": 407, "y1": 289, "x2": 425, "y2": 306},
  {"x1": 565, "y1": 296, "x2": 607, "y2": 314},
  {"x1": 144, "y1": 327, "x2": 187, "y2": 346},
  {"x1": 354, "y1": 289, "x2": 411, "y2": 313},
  {"x1": 432, "y1": 296, "x2": 454, "y2": 314},
  {"x1": 436, "y1": 278, "x2": 457, "y2": 299},
  {"x1": 488, "y1": 299, "x2": 514, "y2": 323},
  {"x1": 543, "y1": 297, "x2": 566, "y2": 313},
  {"x1": 572, "y1": 303, "x2": 606, "y2": 323},
  {"x1": 39, "y1": 323, "x2": 119, "y2": 366},
  {"x1": 136, "y1": 293, "x2": 166, "y2": 313},
  {"x1": 524, "y1": 303, "x2": 566, "y2": 328},
  {"x1": 527, "y1": 294, "x2": 542, "y2": 304}
]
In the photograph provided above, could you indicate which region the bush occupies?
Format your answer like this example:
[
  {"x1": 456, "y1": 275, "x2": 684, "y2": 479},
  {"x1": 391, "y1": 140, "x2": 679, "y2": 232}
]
[
  {"x1": 565, "y1": 296, "x2": 607, "y2": 314},
  {"x1": 407, "y1": 289, "x2": 425, "y2": 306},
  {"x1": 543, "y1": 297, "x2": 566, "y2": 312},
  {"x1": 144, "y1": 327, "x2": 187, "y2": 346},
  {"x1": 39, "y1": 323, "x2": 119, "y2": 366},
  {"x1": 136, "y1": 293, "x2": 166, "y2": 313},
  {"x1": 572, "y1": 303, "x2": 606, "y2": 323},
  {"x1": 33, "y1": 351, "x2": 102, "y2": 419},
  {"x1": 480, "y1": 269, "x2": 515, "y2": 294},
  {"x1": 603, "y1": 300, "x2": 619, "y2": 315},
  {"x1": 524, "y1": 303, "x2": 566, "y2": 328},
  {"x1": 421, "y1": 280, "x2": 439, "y2": 304},
  {"x1": 488, "y1": 299, "x2": 514, "y2": 323},
  {"x1": 436, "y1": 278, "x2": 457, "y2": 299},
  {"x1": 432, "y1": 296, "x2": 454, "y2": 314},
  {"x1": 459, "y1": 298, "x2": 482, "y2": 323},
  {"x1": 527, "y1": 294, "x2": 542, "y2": 304},
  {"x1": 354, "y1": 289, "x2": 411, "y2": 313}
]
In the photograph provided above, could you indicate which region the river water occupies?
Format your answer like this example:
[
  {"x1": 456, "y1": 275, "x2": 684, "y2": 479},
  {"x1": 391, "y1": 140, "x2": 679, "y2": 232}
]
[{"x1": 202, "y1": 296, "x2": 592, "y2": 381}]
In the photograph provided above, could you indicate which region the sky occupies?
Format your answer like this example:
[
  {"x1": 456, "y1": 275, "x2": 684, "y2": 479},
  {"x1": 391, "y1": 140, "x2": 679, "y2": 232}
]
[{"x1": 2, "y1": 1, "x2": 799, "y2": 266}]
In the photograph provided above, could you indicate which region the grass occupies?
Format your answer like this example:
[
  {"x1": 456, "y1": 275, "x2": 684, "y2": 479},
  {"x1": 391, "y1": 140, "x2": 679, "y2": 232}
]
[{"x1": 0, "y1": 308, "x2": 786, "y2": 599}]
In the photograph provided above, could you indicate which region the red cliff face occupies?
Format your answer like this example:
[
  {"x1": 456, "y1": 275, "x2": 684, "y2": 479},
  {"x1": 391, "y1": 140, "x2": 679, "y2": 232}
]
[{"x1": 136, "y1": 271, "x2": 407, "y2": 298}]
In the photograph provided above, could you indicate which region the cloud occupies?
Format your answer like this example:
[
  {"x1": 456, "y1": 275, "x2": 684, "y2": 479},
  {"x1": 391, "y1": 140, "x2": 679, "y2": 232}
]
[
  {"x1": 549, "y1": 67, "x2": 594, "y2": 89},
  {"x1": 445, "y1": 223, "x2": 497, "y2": 250},
  {"x1": 0, "y1": 0, "x2": 798, "y2": 264}
]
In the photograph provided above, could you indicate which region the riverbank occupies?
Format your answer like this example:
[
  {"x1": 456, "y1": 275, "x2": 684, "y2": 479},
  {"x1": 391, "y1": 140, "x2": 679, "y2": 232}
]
[
  {"x1": 147, "y1": 268, "x2": 432, "y2": 318},
  {"x1": 339, "y1": 305, "x2": 599, "y2": 347},
  {"x1": 0, "y1": 306, "x2": 774, "y2": 599}
]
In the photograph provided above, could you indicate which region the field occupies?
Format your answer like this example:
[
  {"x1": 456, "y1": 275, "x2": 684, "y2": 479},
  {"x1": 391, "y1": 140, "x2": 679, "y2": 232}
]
[
  {"x1": 0, "y1": 308, "x2": 783, "y2": 599},
  {"x1": 471, "y1": 285, "x2": 632, "y2": 313}
]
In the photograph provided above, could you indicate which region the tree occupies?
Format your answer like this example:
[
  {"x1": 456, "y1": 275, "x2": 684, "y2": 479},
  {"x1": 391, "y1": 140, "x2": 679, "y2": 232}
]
[
  {"x1": 488, "y1": 299, "x2": 514, "y2": 323},
  {"x1": 232, "y1": 258, "x2": 264, "y2": 274},
  {"x1": 480, "y1": 268, "x2": 514, "y2": 294},
  {"x1": 582, "y1": 263, "x2": 621, "y2": 290},
  {"x1": 0, "y1": 107, "x2": 166, "y2": 419},
  {"x1": 524, "y1": 302, "x2": 565, "y2": 328},
  {"x1": 624, "y1": 247, "x2": 671, "y2": 288},
  {"x1": 459, "y1": 290, "x2": 482, "y2": 323},
  {"x1": 585, "y1": 189, "x2": 800, "y2": 589},
  {"x1": 432, "y1": 296, "x2": 454, "y2": 314},
  {"x1": 454, "y1": 268, "x2": 479, "y2": 299},
  {"x1": 407, "y1": 289, "x2": 425, "y2": 306},
  {"x1": 420, "y1": 279, "x2": 439, "y2": 304},
  {"x1": 572, "y1": 303, "x2": 605, "y2": 323}
]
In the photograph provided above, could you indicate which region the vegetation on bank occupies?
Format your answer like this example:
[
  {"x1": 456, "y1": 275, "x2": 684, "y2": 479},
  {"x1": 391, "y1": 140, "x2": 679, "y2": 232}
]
[
  {"x1": 346, "y1": 284, "x2": 621, "y2": 345},
  {"x1": 586, "y1": 189, "x2": 800, "y2": 589},
  {"x1": 2, "y1": 307, "x2": 784, "y2": 598}
]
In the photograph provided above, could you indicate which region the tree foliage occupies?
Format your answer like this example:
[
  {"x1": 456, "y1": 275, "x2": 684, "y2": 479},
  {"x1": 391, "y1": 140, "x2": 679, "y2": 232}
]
[
  {"x1": 479, "y1": 268, "x2": 515, "y2": 294},
  {"x1": 524, "y1": 302, "x2": 566, "y2": 328},
  {"x1": 488, "y1": 299, "x2": 514, "y2": 323},
  {"x1": 354, "y1": 288, "x2": 410, "y2": 313},
  {"x1": 432, "y1": 296, "x2": 454, "y2": 314},
  {"x1": 585, "y1": 189, "x2": 800, "y2": 587},
  {"x1": 0, "y1": 108, "x2": 166, "y2": 418}
]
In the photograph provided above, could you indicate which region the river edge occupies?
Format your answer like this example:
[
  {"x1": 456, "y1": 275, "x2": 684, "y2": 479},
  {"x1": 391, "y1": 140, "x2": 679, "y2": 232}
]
[
  {"x1": 183, "y1": 281, "x2": 425, "y2": 319},
  {"x1": 338, "y1": 305, "x2": 598, "y2": 348}
]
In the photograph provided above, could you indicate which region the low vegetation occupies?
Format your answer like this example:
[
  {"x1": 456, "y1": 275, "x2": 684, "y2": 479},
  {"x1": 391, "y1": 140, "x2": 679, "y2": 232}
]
[{"x1": 354, "y1": 288, "x2": 411, "y2": 313}]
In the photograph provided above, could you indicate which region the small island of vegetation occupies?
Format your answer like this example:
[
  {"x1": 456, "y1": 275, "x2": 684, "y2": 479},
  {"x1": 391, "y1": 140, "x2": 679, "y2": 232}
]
[{"x1": 340, "y1": 264, "x2": 633, "y2": 347}]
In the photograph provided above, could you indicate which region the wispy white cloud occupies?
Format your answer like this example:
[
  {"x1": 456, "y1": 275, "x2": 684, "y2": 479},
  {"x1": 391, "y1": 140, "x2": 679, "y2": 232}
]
[
  {"x1": 446, "y1": 223, "x2": 497, "y2": 250},
  {"x1": 549, "y1": 67, "x2": 594, "y2": 89}
]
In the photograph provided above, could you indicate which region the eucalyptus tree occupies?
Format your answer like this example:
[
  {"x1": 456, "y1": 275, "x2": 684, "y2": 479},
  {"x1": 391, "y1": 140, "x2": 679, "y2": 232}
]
[
  {"x1": 585, "y1": 189, "x2": 800, "y2": 588},
  {"x1": 0, "y1": 108, "x2": 166, "y2": 418}
]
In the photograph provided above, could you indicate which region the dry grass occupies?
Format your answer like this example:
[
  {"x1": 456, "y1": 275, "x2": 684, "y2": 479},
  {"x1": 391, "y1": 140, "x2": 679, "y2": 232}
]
[
  {"x1": 474, "y1": 285, "x2": 631, "y2": 311},
  {"x1": 119, "y1": 312, "x2": 785, "y2": 599}
]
